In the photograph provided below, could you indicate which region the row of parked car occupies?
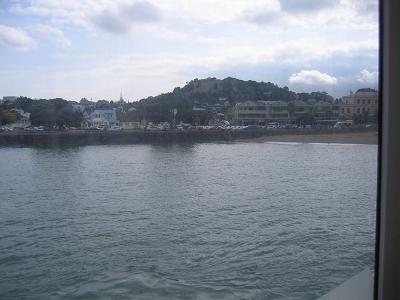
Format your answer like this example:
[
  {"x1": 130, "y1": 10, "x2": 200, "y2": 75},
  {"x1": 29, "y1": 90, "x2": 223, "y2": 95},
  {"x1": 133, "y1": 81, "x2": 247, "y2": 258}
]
[{"x1": 0, "y1": 125, "x2": 45, "y2": 132}]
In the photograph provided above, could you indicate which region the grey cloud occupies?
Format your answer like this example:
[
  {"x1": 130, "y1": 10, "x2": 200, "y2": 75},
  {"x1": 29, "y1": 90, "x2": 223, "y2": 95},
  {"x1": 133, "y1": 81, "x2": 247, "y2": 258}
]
[
  {"x1": 241, "y1": 9, "x2": 279, "y2": 25},
  {"x1": 354, "y1": 0, "x2": 378, "y2": 15},
  {"x1": 121, "y1": 1, "x2": 162, "y2": 23},
  {"x1": 279, "y1": 0, "x2": 336, "y2": 14},
  {"x1": 92, "y1": 11, "x2": 130, "y2": 34},
  {"x1": 92, "y1": 1, "x2": 162, "y2": 34}
]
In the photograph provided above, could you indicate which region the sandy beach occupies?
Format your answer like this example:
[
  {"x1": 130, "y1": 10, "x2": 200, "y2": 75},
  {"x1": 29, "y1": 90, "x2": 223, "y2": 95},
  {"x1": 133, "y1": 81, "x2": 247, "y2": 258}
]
[{"x1": 243, "y1": 131, "x2": 378, "y2": 145}]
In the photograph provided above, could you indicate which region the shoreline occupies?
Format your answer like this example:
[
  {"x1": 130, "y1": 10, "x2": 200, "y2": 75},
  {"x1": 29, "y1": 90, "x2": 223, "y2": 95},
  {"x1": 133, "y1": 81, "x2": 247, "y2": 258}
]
[
  {"x1": 240, "y1": 131, "x2": 378, "y2": 145},
  {"x1": 0, "y1": 129, "x2": 378, "y2": 147}
]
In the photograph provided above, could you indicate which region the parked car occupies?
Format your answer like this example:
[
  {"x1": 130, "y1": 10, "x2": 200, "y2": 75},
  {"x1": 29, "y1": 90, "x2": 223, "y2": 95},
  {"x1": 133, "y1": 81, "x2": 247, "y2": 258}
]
[
  {"x1": 266, "y1": 122, "x2": 279, "y2": 129},
  {"x1": 146, "y1": 125, "x2": 159, "y2": 131},
  {"x1": 284, "y1": 124, "x2": 298, "y2": 129},
  {"x1": 109, "y1": 126, "x2": 122, "y2": 131},
  {"x1": 243, "y1": 125, "x2": 261, "y2": 130},
  {"x1": 1, "y1": 126, "x2": 13, "y2": 132}
]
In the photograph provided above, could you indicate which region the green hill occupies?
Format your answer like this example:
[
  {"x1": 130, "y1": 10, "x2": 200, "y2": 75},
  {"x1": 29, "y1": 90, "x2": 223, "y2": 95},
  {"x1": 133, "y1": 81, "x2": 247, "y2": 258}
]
[{"x1": 134, "y1": 77, "x2": 335, "y2": 123}]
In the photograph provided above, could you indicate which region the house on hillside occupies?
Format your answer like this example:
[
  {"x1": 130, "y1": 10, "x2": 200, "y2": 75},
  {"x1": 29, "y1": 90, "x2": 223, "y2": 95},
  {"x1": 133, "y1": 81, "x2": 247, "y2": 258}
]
[
  {"x1": 11, "y1": 109, "x2": 31, "y2": 128},
  {"x1": 2, "y1": 96, "x2": 18, "y2": 104}
]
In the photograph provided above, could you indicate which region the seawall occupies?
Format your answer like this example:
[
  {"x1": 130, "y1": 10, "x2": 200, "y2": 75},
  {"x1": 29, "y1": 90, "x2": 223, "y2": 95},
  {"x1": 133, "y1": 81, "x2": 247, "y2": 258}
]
[{"x1": 0, "y1": 128, "x2": 376, "y2": 147}]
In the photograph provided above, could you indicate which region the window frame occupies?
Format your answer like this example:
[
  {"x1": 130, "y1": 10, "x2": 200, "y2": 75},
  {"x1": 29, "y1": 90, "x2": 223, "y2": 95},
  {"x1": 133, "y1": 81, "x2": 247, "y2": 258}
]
[{"x1": 375, "y1": 0, "x2": 400, "y2": 299}]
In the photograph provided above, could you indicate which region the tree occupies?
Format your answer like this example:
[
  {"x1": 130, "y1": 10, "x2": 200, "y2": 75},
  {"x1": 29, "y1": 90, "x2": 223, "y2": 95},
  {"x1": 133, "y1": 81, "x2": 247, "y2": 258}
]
[
  {"x1": 1, "y1": 109, "x2": 18, "y2": 125},
  {"x1": 95, "y1": 100, "x2": 113, "y2": 109},
  {"x1": 80, "y1": 98, "x2": 93, "y2": 105},
  {"x1": 30, "y1": 98, "x2": 83, "y2": 127},
  {"x1": 13, "y1": 97, "x2": 33, "y2": 112}
]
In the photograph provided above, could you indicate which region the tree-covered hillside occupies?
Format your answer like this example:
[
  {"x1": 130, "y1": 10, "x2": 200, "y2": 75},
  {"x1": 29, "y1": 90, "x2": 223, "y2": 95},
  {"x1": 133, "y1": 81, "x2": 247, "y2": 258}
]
[{"x1": 134, "y1": 77, "x2": 335, "y2": 123}]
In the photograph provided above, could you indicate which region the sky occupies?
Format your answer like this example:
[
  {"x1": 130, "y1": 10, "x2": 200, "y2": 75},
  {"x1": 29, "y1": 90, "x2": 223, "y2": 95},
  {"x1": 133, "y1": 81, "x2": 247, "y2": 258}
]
[{"x1": 0, "y1": 0, "x2": 379, "y2": 101}]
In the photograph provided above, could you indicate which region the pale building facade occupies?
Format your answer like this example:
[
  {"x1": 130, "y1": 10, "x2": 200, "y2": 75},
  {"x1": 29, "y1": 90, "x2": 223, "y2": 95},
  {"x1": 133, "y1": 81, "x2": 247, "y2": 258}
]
[
  {"x1": 234, "y1": 100, "x2": 341, "y2": 125},
  {"x1": 235, "y1": 101, "x2": 289, "y2": 125},
  {"x1": 89, "y1": 109, "x2": 118, "y2": 127},
  {"x1": 11, "y1": 109, "x2": 31, "y2": 128},
  {"x1": 341, "y1": 89, "x2": 378, "y2": 118}
]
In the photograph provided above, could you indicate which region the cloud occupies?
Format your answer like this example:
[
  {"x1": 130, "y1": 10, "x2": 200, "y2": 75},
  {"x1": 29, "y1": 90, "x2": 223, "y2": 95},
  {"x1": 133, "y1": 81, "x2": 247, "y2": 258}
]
[
  {"x1": 357, "y1": 69, "x2": 378, "y2": 84},
  {"x1": 0, "y1": 24, "x2": 34, "y2": 51},
  {"x1": 1, "y1": 0, "x2": 379, "y2": 99},
  {"x1": 31, "y1": 24, "x2": 71, "y2": 48},
  {"x1": 92, "y1": 1, "x2": 162, "y2": 34},
  {"x1": 240, "y1": 8, "x2": 280, "y2": 24},
  {"x1": 121, "y1": 1, "x2": 162, "y2": 22},
  {"x1": 353, "y1": 0, "x2": 378, "y2": 15},
  {"x1": 289, "y1": 70, "x2": 337, "y2": 85},
  {"x1": 92, "y1": 10, "x2": 130, "y2": 34},
  {"x1": 279, "y1": 0, "x2": 336, "y2": 13},
  {"x1": 10, "y1": 1, "x2": 91, "y2": 28}
]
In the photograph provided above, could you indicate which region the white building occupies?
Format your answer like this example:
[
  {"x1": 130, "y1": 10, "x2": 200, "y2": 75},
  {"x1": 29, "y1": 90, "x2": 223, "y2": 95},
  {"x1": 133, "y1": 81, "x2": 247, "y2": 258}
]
[
  {"x1": 11, "y1": 109, "x2": 31, "y2": 128},
  {"x1": 2, "y1": 96, "x2": 18, "y2": 103},
  {"x1": 89, "y1": 109, "x2": 118, "y2": 127}
]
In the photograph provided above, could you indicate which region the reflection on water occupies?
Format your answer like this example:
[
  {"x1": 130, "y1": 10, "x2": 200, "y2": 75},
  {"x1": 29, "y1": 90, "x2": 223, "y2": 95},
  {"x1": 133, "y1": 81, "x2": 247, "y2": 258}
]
[{"x1": 0, "y1": 142, "x2": 377, "y2": 299}]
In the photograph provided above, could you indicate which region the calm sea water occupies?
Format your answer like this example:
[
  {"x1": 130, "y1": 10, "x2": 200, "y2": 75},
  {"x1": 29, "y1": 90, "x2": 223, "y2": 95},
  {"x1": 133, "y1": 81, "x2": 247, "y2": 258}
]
[{"x1": 0, "y1": 142, "x2": 377, "y2": 300}]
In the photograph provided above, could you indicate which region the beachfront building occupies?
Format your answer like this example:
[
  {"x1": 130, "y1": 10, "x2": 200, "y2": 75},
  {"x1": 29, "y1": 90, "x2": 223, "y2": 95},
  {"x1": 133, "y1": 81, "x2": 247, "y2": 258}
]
[
  {"x1": 118, "y1": 107, "x2": 141, "y2": 129},
  {"x1": 312, "y1": 101, "x2": 342, "y2": 126},
  {"x1": 234, "y1": 100, "x2": 343, "y2": 125},
  {"x1": 341, "y1": 89, "x2": 378, "y2": 118},
  {"x1": 89, "y1": 109, "x2": 118, "y2": 128},
  {"x1": 289, "y1": 100, "x2": 312, "y2": 120},
  {"x1": 121, "y1": 121, "x2": 140, "y2": 129},
  {"x1": 265, "y1": 101, "x2": 290, "y2": 122},
  {"x1": 192, "y1": 106, "x2": 207, "y2": 126},
  {"x1": 234, "y1": 101, "x2": 289, "y2": 125},
  {"x1": 234, "y1": 101, "x2": 267, "y2": 126}
]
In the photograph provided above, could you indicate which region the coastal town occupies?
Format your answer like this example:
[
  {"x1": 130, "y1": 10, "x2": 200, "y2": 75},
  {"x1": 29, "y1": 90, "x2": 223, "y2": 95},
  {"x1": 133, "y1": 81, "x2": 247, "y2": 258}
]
[{"x1": 0, "y1": 83, "x2": 378, "y2": 134}]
